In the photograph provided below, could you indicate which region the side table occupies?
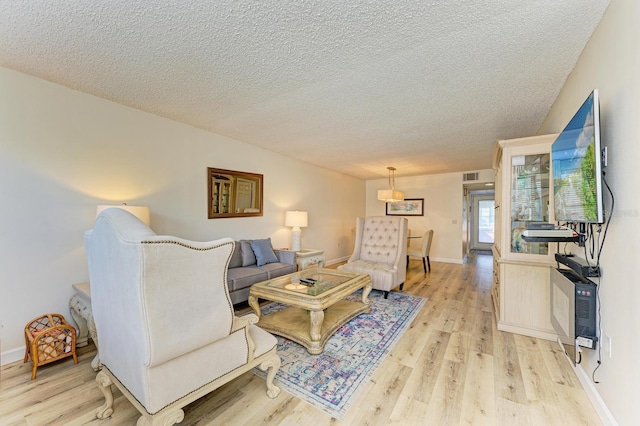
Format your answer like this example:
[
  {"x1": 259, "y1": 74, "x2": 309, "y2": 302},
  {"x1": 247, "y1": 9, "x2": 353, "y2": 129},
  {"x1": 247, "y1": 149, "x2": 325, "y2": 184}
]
[
  {"x1": 295, "y1": 248, "x2": 325, "y2": 270},
  {"x1": 69, "y1": 282, "x2": 101, "y2": 371}
]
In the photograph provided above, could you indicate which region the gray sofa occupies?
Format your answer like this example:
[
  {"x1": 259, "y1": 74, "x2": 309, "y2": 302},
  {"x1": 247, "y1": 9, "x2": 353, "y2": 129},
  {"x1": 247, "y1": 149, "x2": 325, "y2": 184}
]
[{"x1": 227, "y1": 239, "x2": 297, "y2": 304}]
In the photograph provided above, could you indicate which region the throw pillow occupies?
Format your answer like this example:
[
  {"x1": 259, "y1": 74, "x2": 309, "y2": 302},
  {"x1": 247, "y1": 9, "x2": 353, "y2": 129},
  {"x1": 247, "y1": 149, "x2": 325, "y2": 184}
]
[
  {"x1": 228, "y1": 242, "x2": 242, "y2": 268},
  {"x1": 250, "y1": 238, "x2": 279, "y2": 267},
  {"x1": 239, "y1": 240, "x2": 257, "y2": 267}
]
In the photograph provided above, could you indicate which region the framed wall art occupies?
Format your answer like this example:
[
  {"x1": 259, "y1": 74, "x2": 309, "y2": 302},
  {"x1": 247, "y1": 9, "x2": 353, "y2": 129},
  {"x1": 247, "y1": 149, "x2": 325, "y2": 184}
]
[{"x1": 386, "y1": 198, "x2": 424, "y2": 216}]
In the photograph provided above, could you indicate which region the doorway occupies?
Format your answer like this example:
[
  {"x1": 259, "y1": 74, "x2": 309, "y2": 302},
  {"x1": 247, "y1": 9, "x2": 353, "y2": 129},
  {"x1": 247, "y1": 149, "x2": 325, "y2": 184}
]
[{"x1": 470, "y1": 193, "x2": 495, "y2": 251}]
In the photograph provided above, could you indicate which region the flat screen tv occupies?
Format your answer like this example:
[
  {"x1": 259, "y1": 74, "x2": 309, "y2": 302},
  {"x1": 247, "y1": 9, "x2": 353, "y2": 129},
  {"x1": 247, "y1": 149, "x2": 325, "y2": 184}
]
[{"x1": 551, "y1": 89, "x2": 604, "y2": 224}]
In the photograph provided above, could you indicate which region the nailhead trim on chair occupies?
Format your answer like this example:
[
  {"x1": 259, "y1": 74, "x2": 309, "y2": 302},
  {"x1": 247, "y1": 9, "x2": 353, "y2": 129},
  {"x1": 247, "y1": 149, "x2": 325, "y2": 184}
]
[{"x1": 142, "y1": 240, "x2": 232, "y2": 251}]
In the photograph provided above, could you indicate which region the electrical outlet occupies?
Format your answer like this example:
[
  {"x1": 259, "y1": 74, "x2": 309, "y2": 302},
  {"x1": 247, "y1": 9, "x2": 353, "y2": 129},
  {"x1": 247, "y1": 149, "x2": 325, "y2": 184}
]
[{"x1": 605, "y1": 334, "x2": 612, "y2": 358}]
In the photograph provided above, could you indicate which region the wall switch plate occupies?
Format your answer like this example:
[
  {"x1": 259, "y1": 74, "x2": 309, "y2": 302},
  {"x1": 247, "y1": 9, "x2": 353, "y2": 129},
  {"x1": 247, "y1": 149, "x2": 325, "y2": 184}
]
[{"x1": 605, "y1": 334, "x2": 612, "y2": 358}]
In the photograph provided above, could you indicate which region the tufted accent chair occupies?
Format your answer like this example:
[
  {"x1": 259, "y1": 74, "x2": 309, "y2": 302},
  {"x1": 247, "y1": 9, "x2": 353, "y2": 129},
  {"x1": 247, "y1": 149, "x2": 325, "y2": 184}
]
[
  {"x1": 84, "y1": 208, "x2": 281, "y2": 425},
  {"x1": 338, "y1": 216, "x2": 408, "y2": 299}
]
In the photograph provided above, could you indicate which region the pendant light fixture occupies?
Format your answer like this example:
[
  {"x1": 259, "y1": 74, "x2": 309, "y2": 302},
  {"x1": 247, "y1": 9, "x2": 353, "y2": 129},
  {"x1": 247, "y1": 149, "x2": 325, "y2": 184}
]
[{"x1": 377, "y1": 166, "x2": 405, "y2": 203}]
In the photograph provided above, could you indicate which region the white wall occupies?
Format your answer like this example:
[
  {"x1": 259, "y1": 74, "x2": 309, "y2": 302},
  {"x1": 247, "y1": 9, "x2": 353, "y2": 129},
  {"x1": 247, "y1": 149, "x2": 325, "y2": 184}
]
[
  {"x1": 365, "y1": 169, "x2": 494, "y2": 264},
  {"x1": 538, "y1": 0, "x2": 639, "y2": 423},
  {"x1": 0, "y1": 67, "x2": 365, "y2": 363}
]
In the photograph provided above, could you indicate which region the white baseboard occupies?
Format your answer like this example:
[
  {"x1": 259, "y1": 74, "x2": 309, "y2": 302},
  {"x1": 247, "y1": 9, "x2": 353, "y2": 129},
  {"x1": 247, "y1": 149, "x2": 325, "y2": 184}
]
[
  {"x1": 430, "y1": 256, "x2": 463, "y2": 265},
  {"x1": 1, "y1": 346, "x2": 24, "y2": 367},
  {"x1": 572, "y1": 362, "x2": 618, "y2": 426},
  {"x1": 328, "y1": 256, "x2": 463, "y2": 266},
  {"x1": 497, "y1": 322, "x2": 558, "y2": 341},
  {"x1": 554, "y1": 338, "x2": 617, "y2": 425}
]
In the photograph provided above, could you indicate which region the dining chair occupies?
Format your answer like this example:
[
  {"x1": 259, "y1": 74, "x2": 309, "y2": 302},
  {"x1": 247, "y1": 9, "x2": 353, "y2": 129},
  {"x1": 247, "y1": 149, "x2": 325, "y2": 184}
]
[{"x1": 407, "y1": 229, "x2": 434, "y2": 273}]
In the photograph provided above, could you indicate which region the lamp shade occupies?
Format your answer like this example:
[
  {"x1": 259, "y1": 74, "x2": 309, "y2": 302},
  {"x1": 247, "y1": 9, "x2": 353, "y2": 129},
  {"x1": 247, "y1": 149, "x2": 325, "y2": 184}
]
[
  {"x1": 377, "y1": 166, "x2": 405, "y2": 202},
  {"x1": 285, "y1": 211, "x2": 308, "y2": 228},
  {"x1": 97, "y1": 204, "x2": 151, "y2": 227},
  {"x1": 377, "y1": 189, "x2": 405, "y2": 203}
]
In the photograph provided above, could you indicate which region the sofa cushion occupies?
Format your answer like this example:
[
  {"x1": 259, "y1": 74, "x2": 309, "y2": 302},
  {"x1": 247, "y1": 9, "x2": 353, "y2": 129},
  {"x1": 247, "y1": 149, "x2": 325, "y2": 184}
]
[
  {"x1": 226, "y1": 266, "x2": 268, "y2": 292},
  {"x1": 274, "y1": 249, "x2": 296, "y2": 265},
  {"x1": 249, "y1": 324, "x2": 278, "y2": 357},
  {"x1": 258, "y1": 262, "x2": 297, "y2": 279},
  {"x1": 338, "y1": 259, "x2": 395, "y2": 289},
  {"x1": 239, "y1": 240, "x2": 256, "y2": 267},
  {"x1": 228, "y1": 242, "x2": 242, "y2": 268},
  {"x1": 250, "y1": 238, "x2": 279, "y2": 267}
]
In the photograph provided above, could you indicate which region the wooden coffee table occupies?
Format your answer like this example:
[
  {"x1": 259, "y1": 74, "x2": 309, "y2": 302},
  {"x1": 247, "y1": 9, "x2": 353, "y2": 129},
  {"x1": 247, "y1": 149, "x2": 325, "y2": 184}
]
[{"x1": 248, "y1": 268, "x2": 372, "y2": 354}]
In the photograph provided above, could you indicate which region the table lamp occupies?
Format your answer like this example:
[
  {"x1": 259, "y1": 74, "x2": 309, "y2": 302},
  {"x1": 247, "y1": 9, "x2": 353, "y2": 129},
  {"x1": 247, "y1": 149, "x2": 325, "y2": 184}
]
[{"x1": 285, "y1": 211, "x2": 308, "y2": 252}]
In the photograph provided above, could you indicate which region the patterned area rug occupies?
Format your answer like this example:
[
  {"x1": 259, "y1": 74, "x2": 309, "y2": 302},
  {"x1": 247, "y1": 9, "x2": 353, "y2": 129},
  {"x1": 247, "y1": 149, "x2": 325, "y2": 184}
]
[{"x1": 252, "y1": 290, "x2": 426, "y2": 419}]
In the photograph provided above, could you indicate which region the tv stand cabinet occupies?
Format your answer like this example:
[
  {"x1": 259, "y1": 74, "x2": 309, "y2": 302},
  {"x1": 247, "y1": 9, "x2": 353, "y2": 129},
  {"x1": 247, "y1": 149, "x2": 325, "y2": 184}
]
[
  {"x1": 493, "y1": 256, "x2": 557, "y2": 340},
  {"x1": 492, "y1": 134, "x2": 559, "y2": 340}
]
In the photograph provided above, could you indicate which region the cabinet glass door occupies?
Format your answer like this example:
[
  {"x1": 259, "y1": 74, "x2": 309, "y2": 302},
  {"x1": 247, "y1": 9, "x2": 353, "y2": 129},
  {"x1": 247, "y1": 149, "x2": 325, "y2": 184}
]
[{"x1": 510, "y1": 153, "x2": 550, "y2": 254}]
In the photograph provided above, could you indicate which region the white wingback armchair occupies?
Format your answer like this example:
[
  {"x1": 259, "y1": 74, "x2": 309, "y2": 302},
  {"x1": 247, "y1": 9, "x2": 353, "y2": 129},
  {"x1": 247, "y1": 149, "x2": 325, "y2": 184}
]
[
  {"x1": 84, "y1": 208, "x2": 281, "y2": 425},
  {"x1": 338, "y1": 216, "x2": 408, "y2": 299}
]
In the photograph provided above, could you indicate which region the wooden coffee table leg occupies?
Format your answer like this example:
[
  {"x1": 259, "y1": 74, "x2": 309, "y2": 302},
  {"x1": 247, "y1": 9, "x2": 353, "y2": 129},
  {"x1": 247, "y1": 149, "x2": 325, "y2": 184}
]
[
  {"x1": 309, "y1": 309, "x2": 324, "y2": 342},
  {"x1": 362, "y1": 284, "x2": 372, "y2": 305},
  {"x1": 248, "y1": 295, "x2": 261, "y2": 318}
]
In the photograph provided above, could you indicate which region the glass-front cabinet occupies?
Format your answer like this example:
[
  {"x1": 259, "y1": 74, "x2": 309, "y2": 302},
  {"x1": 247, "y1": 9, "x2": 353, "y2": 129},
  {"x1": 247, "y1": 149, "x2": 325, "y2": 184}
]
[
  {"x1": 496, "y1": 134, "x2": 557, "y2": 263},
  {"x1": 491, "y1": 134, "x2": 559, "y2": 341}
]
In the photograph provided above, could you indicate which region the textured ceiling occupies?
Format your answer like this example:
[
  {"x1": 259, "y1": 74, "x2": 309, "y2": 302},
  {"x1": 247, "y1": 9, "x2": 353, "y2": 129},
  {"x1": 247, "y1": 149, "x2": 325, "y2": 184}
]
[{"x1": 0, "y1": 1, "x2": 609, "y2": 180}]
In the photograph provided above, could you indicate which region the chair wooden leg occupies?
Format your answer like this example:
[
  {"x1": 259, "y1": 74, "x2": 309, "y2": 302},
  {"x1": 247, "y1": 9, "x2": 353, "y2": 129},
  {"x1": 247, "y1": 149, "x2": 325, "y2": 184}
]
[
  {"x1": 427, "y1": 256, "x2": 431, "y2": 272},
  {"x1": 399, "y1": 282, "x2": 404, "y2": 290},
  {"x1": 383, "y1": 291, "x2": 389, "y2": 299},
  {"x1": 406, "y1": 255, "x2": 409, "y2": 267},
  {"x1": 95, "y1": 370, "x2": 114, "y2": 419},
  {"x1": 259, "y1": 352, "x2": 282, "y2": 399},
  {"x1": 136, "y1": 409, "x2": 184, "y2": 426},
  {"x1": 422, "y1": 257, "x2": 427, "y2": 273}
]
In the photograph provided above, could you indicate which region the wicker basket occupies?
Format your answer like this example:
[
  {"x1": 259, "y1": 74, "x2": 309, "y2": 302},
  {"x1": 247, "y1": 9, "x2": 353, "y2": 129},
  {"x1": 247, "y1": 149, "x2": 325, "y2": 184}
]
[{"x1": 23, "y1": 313, "x2": 78, "y2": 380}]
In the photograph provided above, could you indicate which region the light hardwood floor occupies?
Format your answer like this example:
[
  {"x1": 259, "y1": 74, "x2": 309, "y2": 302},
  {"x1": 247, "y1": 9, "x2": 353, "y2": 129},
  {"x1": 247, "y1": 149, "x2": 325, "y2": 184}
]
[{"x1": 0, "y1": 253, "x2": 602, "y2": 425}]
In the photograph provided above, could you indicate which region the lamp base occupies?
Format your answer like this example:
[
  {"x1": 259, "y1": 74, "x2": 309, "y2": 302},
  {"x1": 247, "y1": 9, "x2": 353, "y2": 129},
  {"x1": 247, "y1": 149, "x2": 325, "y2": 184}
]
[{"x1": 291, "y1": 227, "x2": 302, "y2": 252}]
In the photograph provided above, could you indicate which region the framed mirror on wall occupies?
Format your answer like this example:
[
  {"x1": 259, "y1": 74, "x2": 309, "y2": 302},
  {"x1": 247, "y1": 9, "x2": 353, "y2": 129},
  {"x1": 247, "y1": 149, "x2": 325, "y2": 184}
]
[{"x1": 207, "y1": 168, "x2": 263, "y2": 218}]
